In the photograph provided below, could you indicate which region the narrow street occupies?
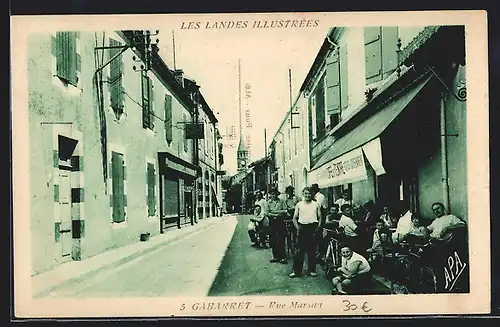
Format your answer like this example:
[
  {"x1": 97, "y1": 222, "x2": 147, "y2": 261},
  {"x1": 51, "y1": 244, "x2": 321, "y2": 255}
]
[
  {"x1": 44, "y1": 216, "x2": 237, "y2": 298},
  {"x1": 208, "y1": 215, "x2": 333, "y2": 296}
]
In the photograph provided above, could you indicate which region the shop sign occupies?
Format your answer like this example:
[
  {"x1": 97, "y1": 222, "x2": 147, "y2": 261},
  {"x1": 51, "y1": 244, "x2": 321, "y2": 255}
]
[
  {"x1": 165, "y1": 159, "x2": 197, "y2": 177},
  {"x1": 310, "y1": 147, "x2": 368, "y2": 188}
]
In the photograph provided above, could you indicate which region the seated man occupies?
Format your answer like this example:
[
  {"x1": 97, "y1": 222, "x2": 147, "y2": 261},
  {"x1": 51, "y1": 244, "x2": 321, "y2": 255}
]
[
  {"x1": 427, "y1": 202, "x2": 466, "y2": 245},
  {"x1": 332, "y1": 244, "x2": 372, "y2": 295},
  {"x1": 366, "y1": 219, "x2": 391, "y2": 264},
  {"x1": 339, "y1": 204, "x2": 361, "y2": 253},
  {"x1": 247, "y1": 205, "x2": 269, "y2": 248},
  {"x1": 402, "y1": 214, "x2": 430, "y2": 245}
]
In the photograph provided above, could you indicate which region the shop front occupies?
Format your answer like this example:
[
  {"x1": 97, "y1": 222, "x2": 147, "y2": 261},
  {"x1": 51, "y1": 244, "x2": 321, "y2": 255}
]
[
  {"x1": 309, "y1": 72, "x2": 436, "y2": 214},
  {"x1": 158, "y1": 152, "x2": 201, "y2": 232}
]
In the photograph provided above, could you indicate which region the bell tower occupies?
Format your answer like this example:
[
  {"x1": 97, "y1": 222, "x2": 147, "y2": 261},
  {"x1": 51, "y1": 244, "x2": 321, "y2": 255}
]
[{"x1": 236, "y1": 58, "x2": 248, "y2": 173}]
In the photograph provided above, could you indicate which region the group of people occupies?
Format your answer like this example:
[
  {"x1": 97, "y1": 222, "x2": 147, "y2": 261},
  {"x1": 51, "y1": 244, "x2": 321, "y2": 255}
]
[{"x1": 246, "y1": 184, "x2": 467, "y2": 295}]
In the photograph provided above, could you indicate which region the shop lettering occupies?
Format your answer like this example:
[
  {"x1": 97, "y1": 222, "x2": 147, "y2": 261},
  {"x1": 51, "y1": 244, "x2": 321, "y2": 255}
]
[
  {"x1": 443, "y1": 251, "x2": 467, "y2": 291},
  {"x1": 325, "y1": 155, "x2": 364, "y2": 178}
]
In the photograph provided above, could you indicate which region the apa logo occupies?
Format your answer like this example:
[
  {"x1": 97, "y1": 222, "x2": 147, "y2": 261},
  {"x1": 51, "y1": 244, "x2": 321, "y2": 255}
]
[{"x1": 443, "y1": 251, "x2": 467, "y2": 292}]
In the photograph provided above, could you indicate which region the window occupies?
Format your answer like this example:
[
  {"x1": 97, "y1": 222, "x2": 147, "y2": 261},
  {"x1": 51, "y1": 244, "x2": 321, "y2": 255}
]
[
  {"x1": 52, "y1": 32, "x2": 80, "y2": 86},
  {"x1": 142, "y1": 73, "x2": 154, "y2": 130},
  {"x1": 111, "y1": 151, "x2": 126, "y2": 223},
  {"x1": 109, "y1": 38, "x2": 124, "y2": 117},
  {"x1": 164, "y1": 94, "x2": 173, "y2": 143},
  {"x1": 147, "y1": 162, "x2": 156, "y2": 217},
  {"x1": 364, "y1": 26, "x2": 399, "y2": 84}
]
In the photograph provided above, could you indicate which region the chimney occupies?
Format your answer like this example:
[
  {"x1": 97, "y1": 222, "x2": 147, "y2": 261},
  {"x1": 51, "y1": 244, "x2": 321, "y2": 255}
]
[{"x1": 173, "y1": 69, "x2": 185, "y2": 88}]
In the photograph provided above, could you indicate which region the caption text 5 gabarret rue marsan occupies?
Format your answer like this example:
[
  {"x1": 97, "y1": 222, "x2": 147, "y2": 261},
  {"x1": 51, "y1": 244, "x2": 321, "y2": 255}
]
[{"x1": 181, "y1": 19, "x2": 321, "y2": 30}]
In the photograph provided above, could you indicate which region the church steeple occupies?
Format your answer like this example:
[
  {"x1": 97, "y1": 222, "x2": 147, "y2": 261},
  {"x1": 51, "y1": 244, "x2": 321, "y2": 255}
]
[{"x1": 236, "y1": 59, "x2": 248, "y2": 173}]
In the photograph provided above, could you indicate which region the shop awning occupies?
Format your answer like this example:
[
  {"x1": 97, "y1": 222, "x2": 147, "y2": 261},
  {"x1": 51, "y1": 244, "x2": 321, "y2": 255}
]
[
  {"x1": 158, "y1": 152, "x2": 201, "y2": 179},
  {"x1": 309, "y1": 74, "x2": 433, "y2": 188}
]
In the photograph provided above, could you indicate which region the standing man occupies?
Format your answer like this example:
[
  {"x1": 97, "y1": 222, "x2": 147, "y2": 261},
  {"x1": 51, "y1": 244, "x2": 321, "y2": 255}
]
[
  {"x1": 266, "y1": 188, "x2": 288, "y2": 264},
  {"x1": 289, "y1": 187, "x2": 323, "y2": 278}
]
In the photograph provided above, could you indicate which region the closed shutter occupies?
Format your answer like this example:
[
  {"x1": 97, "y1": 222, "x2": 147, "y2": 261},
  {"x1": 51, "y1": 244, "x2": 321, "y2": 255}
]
[
  {"x1": 364, "y1": 27, "x2": 382, "y2": 84},
  {"x1": 109, "y1": 38, "x2": 124, "y2": 115},
  {"x1": 56, "y1": 32, "x2": 78, "y2": 86},
  {"x1": 339, "y1": 45, "x2": 349, "y2": 110},
  {"x1": 165, "y1": 94, "x2": 173, "y2": 142},
  {"x1": 147, "y1": 162, "x2": 156, "y2": 216},
  {"x1": 183, "y1": 113, "x2": 189, "y2": 152},
  {"x1": 112, "y1": 152, "x2": 125, "y2": 223},
  {"x1": 142, "y1": 74, "x2": 150, "y2": 128},
  {"x1": 315, "y1": 75, "x2": 326, "y2": 138},
  {"x1": 325, "y1": 51, "x2": 341, "y2": 115},
  {"x1": 381, "y1": 27, "x2": 399, "y2": 78}
]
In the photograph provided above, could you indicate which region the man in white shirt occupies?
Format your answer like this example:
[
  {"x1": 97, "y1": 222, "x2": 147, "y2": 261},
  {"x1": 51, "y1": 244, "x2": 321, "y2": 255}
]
[
  {"x1": 427, "y1": 202, "x2": 466, "y2": 243},
  {"x1": 311, "y1": 184, "x2": 327, "y2": 221},
  {"x1": 289, "y1": 187, "x2": 322, "y2": 278},
  {"x1": 392, "y1": 209, "x2": 413, "y2": 244},
  {"x1": 335, "y1": 191, "x2": 359, "y2": 211},
  {"x1": 339, "y1": 204, "x2": 361, "y2": 254}
]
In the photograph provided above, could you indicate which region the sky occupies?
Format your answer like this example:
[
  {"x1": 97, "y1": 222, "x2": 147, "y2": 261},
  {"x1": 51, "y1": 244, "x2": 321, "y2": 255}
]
[{"x1": 158, "y1": 25, "x2": 329, "y2": 175}]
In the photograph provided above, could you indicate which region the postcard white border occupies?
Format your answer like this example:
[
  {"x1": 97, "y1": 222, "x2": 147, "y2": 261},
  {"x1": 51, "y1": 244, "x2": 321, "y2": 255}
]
[{"x1": 11, "y1": 10, "x2": 490, "y2": 317}]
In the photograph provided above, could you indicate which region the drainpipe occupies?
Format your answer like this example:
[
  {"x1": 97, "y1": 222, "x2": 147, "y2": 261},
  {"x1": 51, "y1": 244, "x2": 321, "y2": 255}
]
[{"x1": 440, "y1": 91, "x2": 451, "y2": 214}]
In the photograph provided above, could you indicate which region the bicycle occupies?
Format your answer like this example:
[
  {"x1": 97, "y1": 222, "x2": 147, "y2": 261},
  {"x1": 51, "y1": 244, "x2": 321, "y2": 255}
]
[
  {"x1": 320, "y1": 228, "x2": 344, "y2": 279},
  {"x1": 390, "y1": 240, "x2": 438, "y2": 294}
]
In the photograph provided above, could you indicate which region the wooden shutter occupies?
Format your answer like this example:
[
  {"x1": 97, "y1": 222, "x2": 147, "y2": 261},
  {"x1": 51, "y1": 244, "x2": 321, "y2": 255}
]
[
  {"x1": 109, "y1": 38, "x2": 124, "y2": 114},
  {"x1": 56, "y1": 32, "x2": 78, "y2": 86},
  {"x1": 112, "y1": 152, "x2": 125, "y2": 223},
  {"x1": 381, "y1": 27, "x2": 399, "y2": 78},
  {"x1": 165, "y1": 94, "x2": 173, "y2": 142},
  {"x1": 339, "y1": 45, "x2": 349, "y2": 110},
  {"x1": 325, "y1": 51, "x2": 341, "y2": 115},
  {"x1": 183, "y1": 113, "x2": 189, "y2": 152},
  {"x1": 147, "y1": 162, "x2": 156, "y2": 216},
  {"x1": 364, "y1": 27, "x2": 382, "y2": 84},
  {"x1": 142, "y1": 74, "x2": 150, "y2": 128},
  {"x1": 315, "y1": 75, "x2": 326, "y2": 138}
]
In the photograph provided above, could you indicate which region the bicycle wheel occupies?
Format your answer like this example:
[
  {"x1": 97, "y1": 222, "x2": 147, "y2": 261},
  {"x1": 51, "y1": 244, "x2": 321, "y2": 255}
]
[{"x1": 420, "y1": 266, "x2": 438, "y2": 294}]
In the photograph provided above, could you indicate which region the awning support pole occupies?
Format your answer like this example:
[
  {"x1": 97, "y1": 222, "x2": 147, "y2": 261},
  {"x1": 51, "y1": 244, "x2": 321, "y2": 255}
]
[{"x1": 440, "y1": 91, "x2": 451, "y2": 214}]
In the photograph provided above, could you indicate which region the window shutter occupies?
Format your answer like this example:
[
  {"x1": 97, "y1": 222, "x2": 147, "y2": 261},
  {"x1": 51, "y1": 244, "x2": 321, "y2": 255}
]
[
  {"x1": 325, "y1": 51, "x2": 341, "y2": 115},
  {"x1": 148, "y1": 78, "x2": 154, "y2": 130},
  {"x1": 147, "y1": 163, "x2": 156, "y2": 216},
  {"x1": 56, "y1": 32, "x2": 78, "y2": 86},
  {"x1": 112, "y1": 152, "x2": 125, "y2": 223},
  {"x1": 381, "y1": 27, "x2": 399, "y2": 78},
  {"x1": 339, "y1": 45, "x2": 349, "y2": 110},
  {"x1": 183, "y1": 113, "x2": 189, "y2": 152},
  {"x1": 165, "y1": 94, "x2": 173, "y2": 143},
  {"x1": 142, "y1": 74, "x2": 150, "y2": 128},
  {"x1": 109, "y1": 38, "x2": 124, "y2": 115},
  {"x1": 364, "y1": 27, "x2": 382, "y2": 84},
  {"x1": 315, "y1": 75, "x2": 326, "y2": 138}
]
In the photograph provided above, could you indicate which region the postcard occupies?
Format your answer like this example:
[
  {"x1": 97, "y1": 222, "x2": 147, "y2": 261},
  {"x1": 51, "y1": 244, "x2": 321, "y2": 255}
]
[{"x1": 11, "y1": 10, "x2": 490, "y2": 317}]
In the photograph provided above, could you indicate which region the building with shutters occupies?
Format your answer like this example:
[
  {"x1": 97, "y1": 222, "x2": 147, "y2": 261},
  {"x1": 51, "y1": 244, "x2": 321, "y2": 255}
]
[
  {"x1": 303, "y1": 25, "x2": 468, "y2": 228},
  {"x1": 270, "y1": 91, "x2": 310, "y2": 195},
  {"x1": 28, "y1": 30, "x2": 223, "y2": 276}
]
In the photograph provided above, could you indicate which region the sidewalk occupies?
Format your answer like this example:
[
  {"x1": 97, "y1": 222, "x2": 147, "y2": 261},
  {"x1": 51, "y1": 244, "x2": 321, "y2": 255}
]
[{"x1": 33, "y1": 215, "x2": 236, "y2": 298}]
